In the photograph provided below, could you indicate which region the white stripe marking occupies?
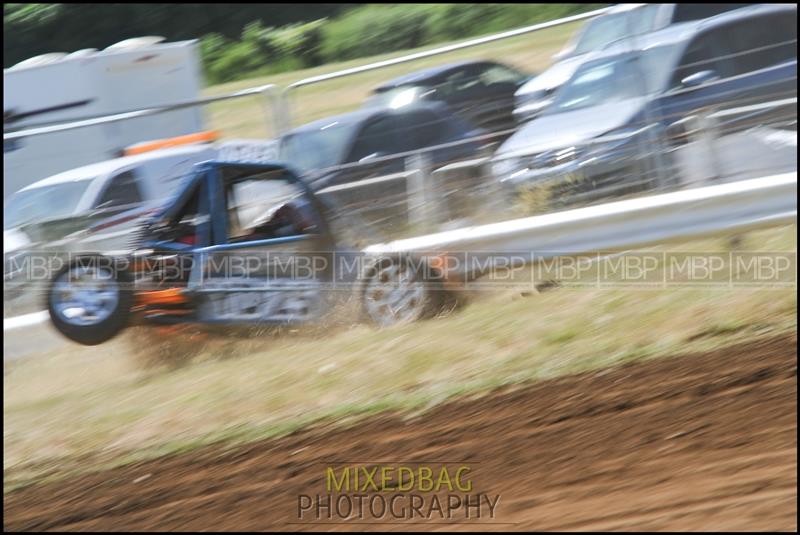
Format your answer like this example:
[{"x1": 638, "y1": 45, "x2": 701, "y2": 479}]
[{"x1": 4, "y1": 311, "x2": 48, "y2": 331}]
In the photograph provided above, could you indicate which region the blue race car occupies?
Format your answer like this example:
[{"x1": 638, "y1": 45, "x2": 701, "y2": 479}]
[{"x1": 45, "y1": 161, "x2": 453, "y2": 345}]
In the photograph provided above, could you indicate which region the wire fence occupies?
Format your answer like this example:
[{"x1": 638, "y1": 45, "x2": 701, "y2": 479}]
[{"x1": 308, "y1": 84, "x2": 797, "y2": 244}]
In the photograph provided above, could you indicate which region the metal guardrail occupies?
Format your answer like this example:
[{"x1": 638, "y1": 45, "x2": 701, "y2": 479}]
[{"x1": 363, "y1": 171, "x2": 797, "y2": 257}]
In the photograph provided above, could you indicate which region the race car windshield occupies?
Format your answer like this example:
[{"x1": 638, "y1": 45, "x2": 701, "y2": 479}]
[
  {"x1": 4, "y1": 179, "x2": 93, "y2": 229},
  {"x1": 279, "y1": 121, "x2": 358, "y2": 175}
]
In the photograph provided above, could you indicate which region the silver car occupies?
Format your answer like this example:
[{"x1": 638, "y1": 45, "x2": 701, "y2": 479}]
[{"x1": 513, "y1": 3, "x2": 753, "y2": 122}]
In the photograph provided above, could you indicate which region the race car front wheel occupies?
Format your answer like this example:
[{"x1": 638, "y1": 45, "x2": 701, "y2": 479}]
[{"x1": 47, "y1": 257, "x2": 134, "y2": 345}]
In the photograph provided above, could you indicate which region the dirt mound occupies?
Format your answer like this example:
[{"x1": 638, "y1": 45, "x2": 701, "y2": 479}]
[{"x1": 4, "y1": 334, "x2": 797, "y2": 531}]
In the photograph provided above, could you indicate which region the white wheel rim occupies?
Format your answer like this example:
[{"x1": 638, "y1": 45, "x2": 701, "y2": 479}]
[
  {"x1": 52, "y1": 265, "x2": 119, "y2": 327},
  {"x1": 364, "y1": 261, "x2": 427, "y2": 326}
]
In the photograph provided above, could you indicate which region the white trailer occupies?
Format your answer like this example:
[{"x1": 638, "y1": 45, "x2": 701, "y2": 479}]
[{"x1": 3, "y1": 37, "x2": 205, "y2": 199}]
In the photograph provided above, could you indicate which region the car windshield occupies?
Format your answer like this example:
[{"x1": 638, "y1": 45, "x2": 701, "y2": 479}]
[
  {"x1": 548, "y1": 45, "x2": 678, "y2": 114},
  {"x1": 4, "y1": 179, "x2": 94, "y2": 229},
  {"x1": 278, "y1": 120, "x2": 358, "y2": 175},
  {"x1": 570, "y1": 6, "x2": 660, "y2": 56}
]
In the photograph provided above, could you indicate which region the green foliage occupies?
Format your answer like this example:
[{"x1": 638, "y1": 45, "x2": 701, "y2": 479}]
[
  {"x1": 205, "y1": 40, "x2": 263, "y2": 86},
  {"x1": 203, "y1": 19, "x2": 328, "y2": 84},
  {"x1": 321, "y1": 4, "x2": 434, "y2": 62},
  {"x1": 427, "y1": 4, "x2": 504, "y2": 41},
  {"x1": 5, "y1": 3, "x2": 63, "y2": 26}
]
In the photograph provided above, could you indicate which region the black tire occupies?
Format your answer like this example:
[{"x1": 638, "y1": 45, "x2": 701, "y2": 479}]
[
  {"x1": 46, "y1": 256, "x2": 134, "y2": 345},
  {"x1": 359, "y1": 255, "x2": 445, "y2": 326}
]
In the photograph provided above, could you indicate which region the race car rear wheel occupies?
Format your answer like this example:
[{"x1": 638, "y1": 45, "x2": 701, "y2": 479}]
[
  {"x1": 360, "y1": 256, "x2": 443, "y2": 327},
  {"x1": 47, "y1": 257, "x2": 133, "y2": 345}
]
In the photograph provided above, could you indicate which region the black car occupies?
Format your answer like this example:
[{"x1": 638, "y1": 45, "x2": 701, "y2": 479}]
[
  {"x1": 278, "y1": 102, "x2": 488, "y2": 232},
  {"x1": 364, "y1": 61, "x2": 529, "y2": 138}
]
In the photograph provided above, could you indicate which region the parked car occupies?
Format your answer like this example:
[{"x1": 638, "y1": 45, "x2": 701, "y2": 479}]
[
  {"x1": 278, "y1": 102, "x2": 488, "y2": 232},
  {"x1": 513, "y1": 3, "x2": 755, "y2": 122},
  {"x1": 363, "y1": 61, "x2": 529, "y2": 138},
  {"x1": 493, "y1": 4, "x2": 797, "y2": 203},
  {"x1": 280, "y1": 102, "x2": 489, "y2": 187}
]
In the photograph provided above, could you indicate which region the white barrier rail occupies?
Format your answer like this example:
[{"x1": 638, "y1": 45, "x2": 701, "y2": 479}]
[
  {"x1": 364, "y1": 172, "x2": 797, "y2": 257},
  {"x1": 3, "y1": 311, "x2": 49, "y2": 331}
]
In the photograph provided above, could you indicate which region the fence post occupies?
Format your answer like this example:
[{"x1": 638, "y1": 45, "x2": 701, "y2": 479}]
[
  {"x1": 261, "y1": 86, "x2": 284, "y2": 140},
  {"x1": 406, "y1": 151, "x2": 435, "y2": 232},
  {"x1": 670, "y1": 110, "x2": 721, "y2": 187},
  {"x1": 696, "y1": 109, "x2": 721, "y2": 182},
  {"x1": 273, "y1": 90, "x2": 293, "y2": 136}
]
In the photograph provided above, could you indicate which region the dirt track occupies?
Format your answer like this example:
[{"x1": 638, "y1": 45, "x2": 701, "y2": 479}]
[{"x1": 4, "y1": 334, "x2": 797, "y2": 531}]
